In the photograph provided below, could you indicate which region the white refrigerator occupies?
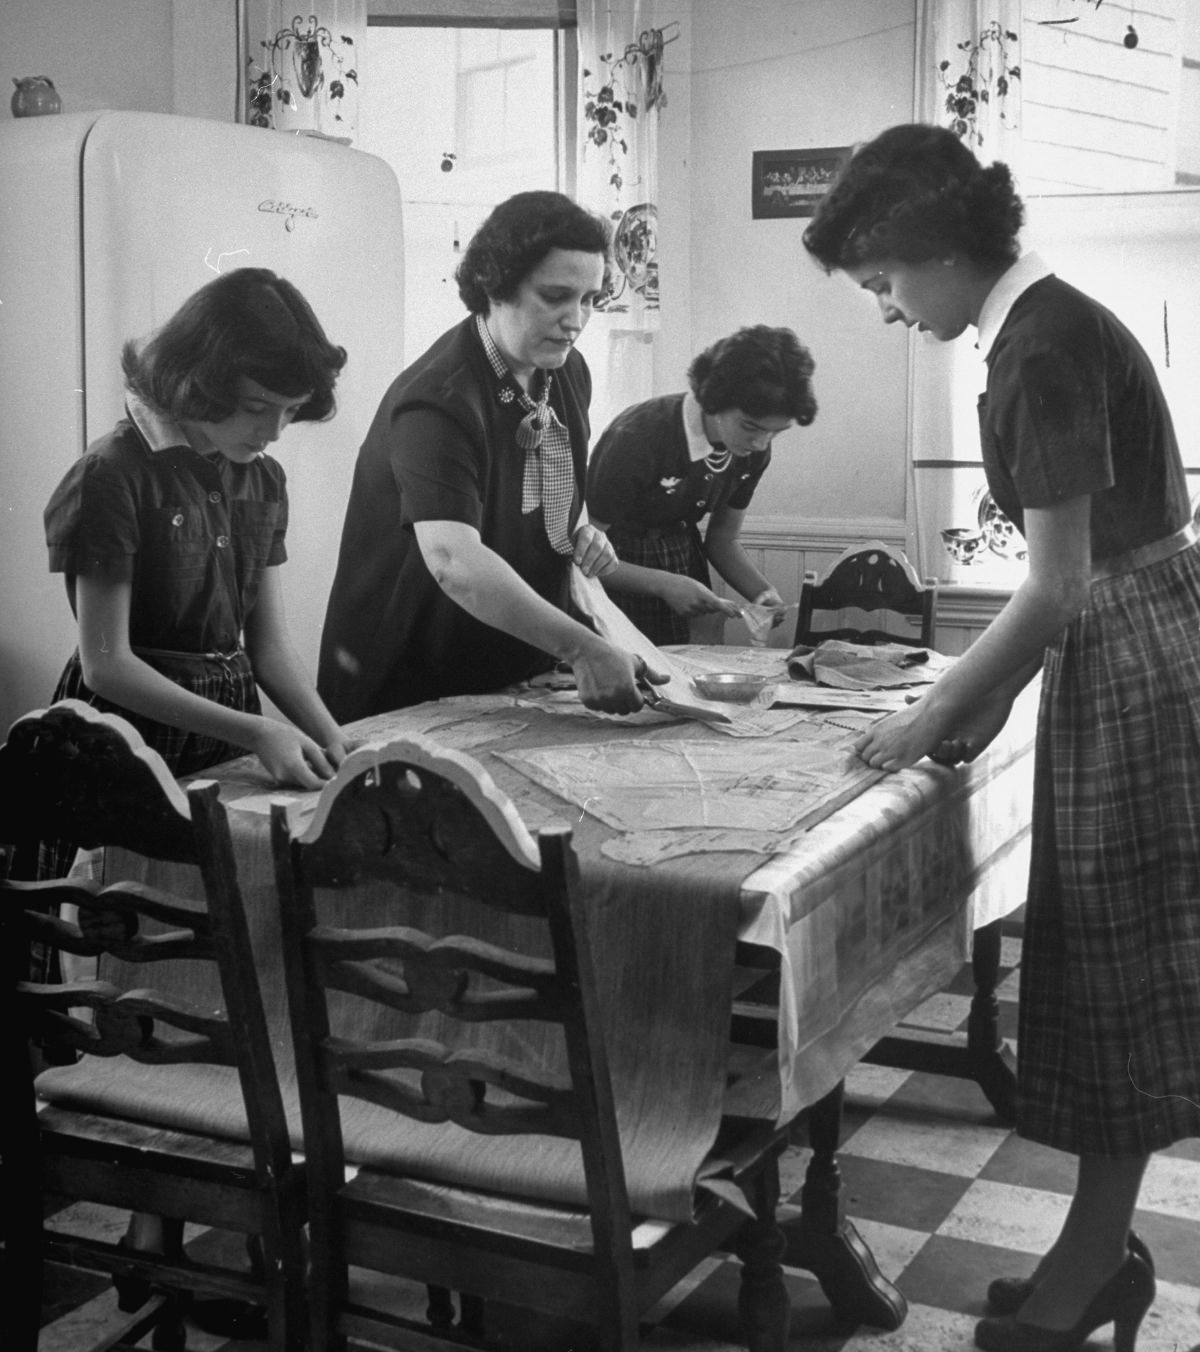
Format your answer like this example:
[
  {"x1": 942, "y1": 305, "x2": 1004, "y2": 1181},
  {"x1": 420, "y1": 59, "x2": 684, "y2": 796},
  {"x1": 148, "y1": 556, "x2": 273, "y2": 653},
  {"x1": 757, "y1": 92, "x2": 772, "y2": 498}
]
[{"x1": 0, "y1": 110, "x2": 404, "y2": 734}]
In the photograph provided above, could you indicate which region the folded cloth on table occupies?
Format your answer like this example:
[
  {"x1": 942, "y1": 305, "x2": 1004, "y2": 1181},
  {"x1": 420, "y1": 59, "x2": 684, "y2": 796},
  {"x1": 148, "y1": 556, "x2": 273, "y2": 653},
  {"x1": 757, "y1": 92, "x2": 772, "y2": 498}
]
[{"x1": 786, "y1": 639, "x2": 934, "y2": 691}]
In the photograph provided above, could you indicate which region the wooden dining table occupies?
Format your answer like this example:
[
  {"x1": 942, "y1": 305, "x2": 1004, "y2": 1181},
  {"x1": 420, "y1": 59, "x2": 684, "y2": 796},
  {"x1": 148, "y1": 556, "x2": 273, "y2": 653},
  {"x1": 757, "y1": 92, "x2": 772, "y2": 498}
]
[{"x1": 94, "y1": 647, "x2": 1037, "y2": 1330}]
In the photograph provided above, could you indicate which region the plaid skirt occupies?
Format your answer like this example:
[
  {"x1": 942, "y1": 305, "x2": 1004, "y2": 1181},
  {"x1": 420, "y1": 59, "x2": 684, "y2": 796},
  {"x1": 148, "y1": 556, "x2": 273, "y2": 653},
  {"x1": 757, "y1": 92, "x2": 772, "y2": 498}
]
[
  {"x1": 1017, "y1": 543, "x2": 1200, "y2": 1155},
  {"x1": 26, "y1": 646, "x2": 259, "y2": 995},
  {"x1": 35, "y1": 647, "x2": 259, "y2": 884},
  {"x1": 607, "y1": 521, "x2": 710, "y2": 647}
]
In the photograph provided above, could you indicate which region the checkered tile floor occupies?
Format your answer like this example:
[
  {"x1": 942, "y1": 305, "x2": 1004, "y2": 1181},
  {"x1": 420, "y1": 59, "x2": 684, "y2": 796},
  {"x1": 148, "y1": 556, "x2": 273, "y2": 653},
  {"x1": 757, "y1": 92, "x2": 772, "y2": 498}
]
[{"x1": 34, "y1": 936, "x2": 1200, "y2": 1351}]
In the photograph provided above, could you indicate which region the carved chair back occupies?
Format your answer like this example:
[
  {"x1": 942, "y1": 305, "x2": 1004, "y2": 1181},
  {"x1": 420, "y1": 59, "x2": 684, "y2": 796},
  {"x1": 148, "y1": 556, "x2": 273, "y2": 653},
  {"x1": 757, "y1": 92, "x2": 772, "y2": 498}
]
[
  {"x1": 0, "y1": 699, "x2": 305, "y2": 1351},
  {"x1": 271, "y1": 733, "x2": 790, "y2": 1352},
  {"x1": 795, "y1": 540, "x2": 938, "y2": 649}
]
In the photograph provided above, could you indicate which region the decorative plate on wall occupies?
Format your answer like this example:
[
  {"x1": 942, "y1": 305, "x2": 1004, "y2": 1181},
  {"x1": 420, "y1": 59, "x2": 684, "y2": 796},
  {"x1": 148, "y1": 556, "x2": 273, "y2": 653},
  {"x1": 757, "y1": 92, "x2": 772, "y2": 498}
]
[
  {"x1": 976, "y1": 487, "x2": 1027, "y2": 562},
  {"x1": 613, "y1": 202, "x2": 659, "y2": 303}
]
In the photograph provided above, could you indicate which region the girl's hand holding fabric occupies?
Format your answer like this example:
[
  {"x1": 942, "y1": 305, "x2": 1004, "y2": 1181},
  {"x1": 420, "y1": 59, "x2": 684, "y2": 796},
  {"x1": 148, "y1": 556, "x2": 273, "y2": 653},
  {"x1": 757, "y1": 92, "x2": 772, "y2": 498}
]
[
  {"x1": 252, "y1": 720, "x2": 339, "y2": 790},
  {"x1": 660, "y1": 573, "x2": 743, "y2": 619},
  {"x1": 322, "y1": 729, "x2": 357, "y2": 768},
  {"x1": 571, "y1": 523, "x2": 618, "y2": 578},
  {"x1": 752, "y1": 588, "x2": 788, "y2": 627}
]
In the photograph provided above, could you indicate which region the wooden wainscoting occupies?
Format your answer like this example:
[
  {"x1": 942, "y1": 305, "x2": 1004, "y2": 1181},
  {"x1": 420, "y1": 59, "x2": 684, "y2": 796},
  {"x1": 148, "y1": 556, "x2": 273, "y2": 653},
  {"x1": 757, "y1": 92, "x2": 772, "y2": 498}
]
[{"x1": 712, "y1": 517, "x2": 1010, "y2": 653}]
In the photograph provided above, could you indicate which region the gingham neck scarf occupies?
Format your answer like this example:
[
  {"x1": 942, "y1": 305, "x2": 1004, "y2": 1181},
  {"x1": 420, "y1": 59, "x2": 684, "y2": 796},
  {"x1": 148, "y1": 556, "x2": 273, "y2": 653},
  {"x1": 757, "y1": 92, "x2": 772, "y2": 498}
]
[{"x1": 476, "y1": 315, "x2": 576, "y2": 555}]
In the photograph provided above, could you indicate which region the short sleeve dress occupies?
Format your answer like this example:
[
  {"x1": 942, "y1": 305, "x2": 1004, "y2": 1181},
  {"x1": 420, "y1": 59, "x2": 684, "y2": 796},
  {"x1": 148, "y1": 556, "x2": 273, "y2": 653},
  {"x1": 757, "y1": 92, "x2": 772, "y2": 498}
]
[
  {"x1": 317, "y1": 317, "x2": 592, "y2": 721},
  {"x1": 978, "y1": 266, "x2": 1200, "y2": 1156},
  {"x1": 586, "y1": 392, "x2": 770, "y2": 645},
  {"x1": 38, "y1": 406, "x2": 286, "y2": 886},
  {"x1": 43, "y1": 410, "x2": 286, "y2": 776}
]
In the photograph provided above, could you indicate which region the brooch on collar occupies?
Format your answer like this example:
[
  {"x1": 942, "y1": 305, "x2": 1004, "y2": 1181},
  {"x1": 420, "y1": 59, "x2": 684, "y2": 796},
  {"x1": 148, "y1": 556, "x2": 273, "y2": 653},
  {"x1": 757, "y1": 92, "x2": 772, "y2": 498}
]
[{"x1": 498, "y1": 386, "x2": 516, "y2": 403}]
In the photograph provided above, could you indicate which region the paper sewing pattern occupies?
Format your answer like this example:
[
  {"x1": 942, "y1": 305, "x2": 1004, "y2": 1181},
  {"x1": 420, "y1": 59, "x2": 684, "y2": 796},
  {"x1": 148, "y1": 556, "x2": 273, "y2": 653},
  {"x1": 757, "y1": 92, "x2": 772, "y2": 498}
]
[{"x1": 497, "y1": 730, "x2": 871, "y2": 834}]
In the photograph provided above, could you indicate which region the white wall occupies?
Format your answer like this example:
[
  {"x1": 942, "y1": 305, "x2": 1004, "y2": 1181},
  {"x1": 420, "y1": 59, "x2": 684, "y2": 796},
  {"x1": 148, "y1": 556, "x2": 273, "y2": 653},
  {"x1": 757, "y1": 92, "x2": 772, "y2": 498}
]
[
  {"x1": 3, "y1": 0, "x2": 923, "y2": 609},
  {"x1": 655, "y1": 0, "x2": 918, "y2": 539},
  {"x1": 3, "y1": 1, "x2": 918, "y2": 541},
  {"x1": 3, "y1": 0, "x2": 237, "y2": 121}
]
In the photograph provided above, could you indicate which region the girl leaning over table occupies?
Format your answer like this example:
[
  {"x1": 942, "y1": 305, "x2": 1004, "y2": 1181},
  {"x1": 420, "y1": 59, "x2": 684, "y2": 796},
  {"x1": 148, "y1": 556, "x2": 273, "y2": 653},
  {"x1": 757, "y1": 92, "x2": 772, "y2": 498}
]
[
  {"x1": 42, "y1": 266, "x2": 352, "y2": 825},
  {"x1": 38, "y1": 267, "x2": 353, "y2": 1337},
  {"x1": 586, "y1": 325, "x2": 818, "y2": 646},
  {"x1": 803, "y1": 123, "x2": 1199, "y2": 1352}
]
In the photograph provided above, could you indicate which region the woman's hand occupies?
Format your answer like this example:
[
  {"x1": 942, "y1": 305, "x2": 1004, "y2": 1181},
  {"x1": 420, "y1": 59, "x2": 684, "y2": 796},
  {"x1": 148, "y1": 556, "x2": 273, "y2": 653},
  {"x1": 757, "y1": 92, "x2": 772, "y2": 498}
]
[
  {"x1": 321, "y1": 729, "x2": 358, "y2": 769},
  {"x1": 926, "y1": 690, "x2": 1016, "y2": 766},
  {"x1": 660, "y1": 574, "x2": 743, "y2": 619},
  {"x1": 852, "y1": 704, "x2": 939, "y2": 773},
  {"x1": 752, "y1": 587, "x2": 789, "y2": 628},
  {"x1": 853, "y1": 687, "x2": 1015, "y2": 773},
  {"x1": 571, "y1": 524, "x2": 619, "y2": 578},
  {"x1": 572, "y1": 639, "x2": 667, "y2": 715},
  {"x1": 251, "y1": 720, "x2": 339, "y2": 790}
]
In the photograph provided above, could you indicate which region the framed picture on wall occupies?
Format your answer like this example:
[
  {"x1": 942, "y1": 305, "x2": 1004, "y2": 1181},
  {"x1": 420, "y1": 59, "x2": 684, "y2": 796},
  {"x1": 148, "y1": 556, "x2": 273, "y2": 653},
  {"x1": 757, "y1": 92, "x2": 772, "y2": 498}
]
[{"x1": 751, "y1": 147, "x2": 850, "y2": 220}]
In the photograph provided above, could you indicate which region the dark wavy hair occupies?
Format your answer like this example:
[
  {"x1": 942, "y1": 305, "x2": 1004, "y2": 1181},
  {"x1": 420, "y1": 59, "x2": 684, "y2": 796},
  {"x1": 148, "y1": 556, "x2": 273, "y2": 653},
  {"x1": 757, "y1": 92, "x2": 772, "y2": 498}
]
[
  {"x1": 121, "y1": 268, "x2": 347, "y2": 423},
  {"x1": 455, "y1": 191, "x2": 611, "y2": 313},
  {"x1": 687, "y1": 326, "x2": 818, "y2": 426},
  {"x1": 802, "y1": 123, "x2": 1024, "y2": 272}
]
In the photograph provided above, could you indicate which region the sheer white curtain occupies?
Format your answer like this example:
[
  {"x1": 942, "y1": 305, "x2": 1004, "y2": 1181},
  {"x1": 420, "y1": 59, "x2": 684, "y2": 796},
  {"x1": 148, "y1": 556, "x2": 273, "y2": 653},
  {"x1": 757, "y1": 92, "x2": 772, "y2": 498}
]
[
  {"x1": 240, "y1": 0, "x2": 367, "y2": 142},
  {"x1": 576, "y1": 0, "x2": 668, "y2": 428},
  {"x1": 910, "y1": 1, "x2": 1026, "y2": 585},
  {"x1": 915, "y1": 0, "x2": 1024, "y2": 168}
]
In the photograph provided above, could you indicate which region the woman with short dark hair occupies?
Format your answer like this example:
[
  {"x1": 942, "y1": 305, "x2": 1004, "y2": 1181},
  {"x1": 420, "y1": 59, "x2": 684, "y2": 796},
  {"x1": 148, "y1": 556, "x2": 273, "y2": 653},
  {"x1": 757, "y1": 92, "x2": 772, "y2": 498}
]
[
  {"x1": 453, "y1": 189, "x2": 612, "y2": 312},
  {"x1": 318, "y1": 191, "x2": 656, "y2": 719},
  {"x1": 586, "y1": 325, "x2": 817, "y2": 645},
  {"x1": 805, "y1": 122, "x2": 1199, "y2": 1352}
]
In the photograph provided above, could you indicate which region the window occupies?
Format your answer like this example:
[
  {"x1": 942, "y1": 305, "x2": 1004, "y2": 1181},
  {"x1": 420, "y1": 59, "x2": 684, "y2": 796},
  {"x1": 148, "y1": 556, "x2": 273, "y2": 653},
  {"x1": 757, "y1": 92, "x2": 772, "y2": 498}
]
[
  {"x1": 1019, "y1": 0, "x2": 1200, "y2": 192},
  {"x1": 357, "y1": 22, "x2": 568, "y2": 363}
]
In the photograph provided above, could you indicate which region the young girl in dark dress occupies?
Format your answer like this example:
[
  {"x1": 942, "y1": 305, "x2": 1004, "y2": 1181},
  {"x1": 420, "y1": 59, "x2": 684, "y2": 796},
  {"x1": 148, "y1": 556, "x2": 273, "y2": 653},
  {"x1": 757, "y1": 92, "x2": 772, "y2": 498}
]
[
  {"x1": 586, "y1": 326, "x2": 817, "y2": 646},
  {"x1": 41, "y1": 267, "x2": 353, "y2": 1334},
  {"x1": 803, "y1": 123, "x2": 1199, "y2": 1352},
  {"x1": 44, "y1": 266, "x2": 352, "y2": 803}
]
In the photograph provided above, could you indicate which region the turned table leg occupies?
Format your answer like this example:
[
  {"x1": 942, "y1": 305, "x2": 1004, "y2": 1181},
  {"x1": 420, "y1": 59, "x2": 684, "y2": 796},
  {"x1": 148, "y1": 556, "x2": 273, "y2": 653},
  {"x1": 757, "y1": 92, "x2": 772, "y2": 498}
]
[
  {"x1": 778, "y1": 1081, "x2": 907, "y2": 1331},
  {"x1": 735, "y1": 1154, "x2": 791, "y2": 1352},
  {"x1": 966, "y1": 918, "x2": 1018, "y2": 1124}
]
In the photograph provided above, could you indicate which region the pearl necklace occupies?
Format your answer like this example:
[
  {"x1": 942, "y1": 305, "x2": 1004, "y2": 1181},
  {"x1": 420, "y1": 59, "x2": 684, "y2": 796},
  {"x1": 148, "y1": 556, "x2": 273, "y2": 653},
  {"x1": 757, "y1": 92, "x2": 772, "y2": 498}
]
[{"x1": 705, "y1": 444, "x2": 732, "y2": 473}]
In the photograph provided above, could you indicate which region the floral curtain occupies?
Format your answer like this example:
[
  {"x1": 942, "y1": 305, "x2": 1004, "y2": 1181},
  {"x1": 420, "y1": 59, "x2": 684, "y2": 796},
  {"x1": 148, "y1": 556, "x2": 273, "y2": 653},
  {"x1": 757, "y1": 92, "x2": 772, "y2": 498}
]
[
  {"x1": 577, "y1": 0, "x2": 666, "y2": 327},
  {"x1": 916, "y1": 0, "x2": 1024, "y2": 165},
  {"x1": 576, "y1": 0, "x2": 672, "y2": 428},
  {"x1": 241, "y1": 1, "x2": 367, "y2": 143},
  {"x1": 910, "y1": 0, "x2": 1027, "y2": 584}
]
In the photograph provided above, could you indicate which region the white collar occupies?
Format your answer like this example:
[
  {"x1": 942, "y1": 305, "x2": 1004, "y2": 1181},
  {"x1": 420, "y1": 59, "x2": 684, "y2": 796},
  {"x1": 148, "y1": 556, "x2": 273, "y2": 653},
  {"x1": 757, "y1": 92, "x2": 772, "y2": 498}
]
[
  {"x1": 976, "y1": 252, "x2": 1054, "y2": 358},
  {"x1": 682, "y1": 391, "x2": 714, "y2": 463},
  {"x1": 126, "y1": 391, "x2": 191, "y2": 454}
]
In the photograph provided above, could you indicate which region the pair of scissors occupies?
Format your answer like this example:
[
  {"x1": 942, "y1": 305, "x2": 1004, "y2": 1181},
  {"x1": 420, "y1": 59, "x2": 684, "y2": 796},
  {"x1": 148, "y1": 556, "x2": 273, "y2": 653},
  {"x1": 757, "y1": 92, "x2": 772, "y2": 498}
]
[{"x1": 636, "y1": 673, "x2": 732, "y2": 726}]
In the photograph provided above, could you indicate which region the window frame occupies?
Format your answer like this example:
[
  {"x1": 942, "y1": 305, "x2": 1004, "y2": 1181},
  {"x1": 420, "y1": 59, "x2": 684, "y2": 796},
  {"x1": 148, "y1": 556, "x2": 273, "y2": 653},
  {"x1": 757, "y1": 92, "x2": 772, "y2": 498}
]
[{"x1": 367, "y1": 5, "x2": 578, "y2": 192}]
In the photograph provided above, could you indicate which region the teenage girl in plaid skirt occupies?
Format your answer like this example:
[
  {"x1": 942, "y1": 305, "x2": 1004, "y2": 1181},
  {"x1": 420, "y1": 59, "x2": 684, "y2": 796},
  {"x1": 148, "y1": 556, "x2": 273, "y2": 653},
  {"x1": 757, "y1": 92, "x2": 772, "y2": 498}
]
[{"x1": 804, "y1": 124, "x2": 1198, "y2": 1352}]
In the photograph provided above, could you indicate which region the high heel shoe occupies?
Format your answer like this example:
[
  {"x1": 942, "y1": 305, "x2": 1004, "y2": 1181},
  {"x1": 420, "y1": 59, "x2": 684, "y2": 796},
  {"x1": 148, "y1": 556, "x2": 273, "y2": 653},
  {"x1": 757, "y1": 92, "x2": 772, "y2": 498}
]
[
  {"x1": 974, "y1": 1252, "x2": 1155, "y2": 1352},
  {"x1": 986, "y1": 1230, "x2": 1153, "y2": 1316}
]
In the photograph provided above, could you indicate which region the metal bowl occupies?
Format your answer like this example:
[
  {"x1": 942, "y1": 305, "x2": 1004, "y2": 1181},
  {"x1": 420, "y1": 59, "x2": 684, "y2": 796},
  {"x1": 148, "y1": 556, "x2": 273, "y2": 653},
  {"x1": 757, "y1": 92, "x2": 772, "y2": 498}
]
[{"x1": 691, "y1": 672, "x2": 776, "y2": 704}]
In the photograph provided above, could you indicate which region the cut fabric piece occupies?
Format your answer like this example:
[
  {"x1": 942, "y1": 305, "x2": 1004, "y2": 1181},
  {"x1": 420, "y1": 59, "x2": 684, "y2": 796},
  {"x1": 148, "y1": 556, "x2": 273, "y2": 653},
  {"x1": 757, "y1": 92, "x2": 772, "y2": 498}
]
[{"x1": 787, "y1": 639, "x2": 945, "y2": 691}]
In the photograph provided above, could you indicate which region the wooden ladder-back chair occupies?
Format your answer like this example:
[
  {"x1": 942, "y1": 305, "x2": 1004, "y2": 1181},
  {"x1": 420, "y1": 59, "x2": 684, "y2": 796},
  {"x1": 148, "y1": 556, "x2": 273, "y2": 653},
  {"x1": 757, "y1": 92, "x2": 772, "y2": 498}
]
[
  {"x1": 271, "y1": 733, "x2": 792, "y2": 1352},
  {"x1": 0, "y1": 700, "x2": 306, "y2": 1352},
  {"x1": 795, "y1": 540, "x2": 938, "y2": 650}
]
